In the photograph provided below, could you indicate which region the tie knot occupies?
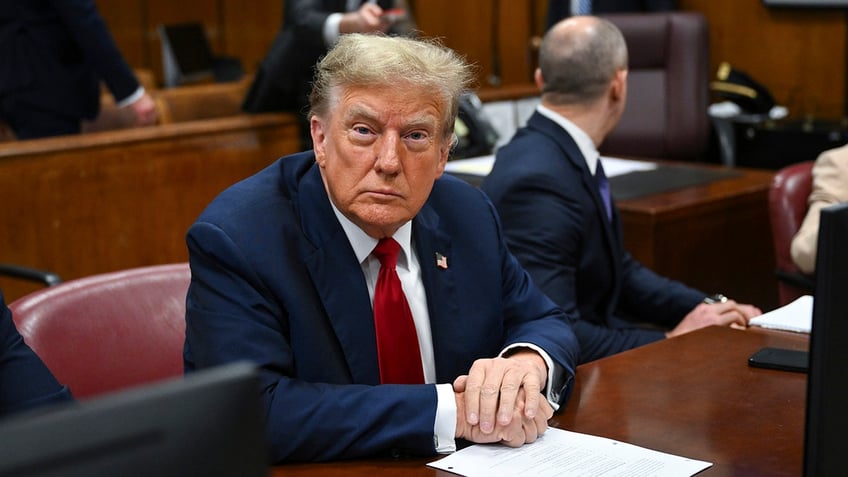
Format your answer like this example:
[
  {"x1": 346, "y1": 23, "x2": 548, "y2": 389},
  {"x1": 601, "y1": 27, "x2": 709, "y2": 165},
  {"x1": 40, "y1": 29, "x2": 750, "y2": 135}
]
[{"x1": 373, "y1": 238, "x2": 400, "y2": 268}]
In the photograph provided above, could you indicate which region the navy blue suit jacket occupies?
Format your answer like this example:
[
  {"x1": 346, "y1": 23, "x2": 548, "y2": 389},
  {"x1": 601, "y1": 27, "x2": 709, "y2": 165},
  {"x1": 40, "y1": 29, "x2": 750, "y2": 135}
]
[
  {"x1": 242, "y1": 0, "x2": 398, "y2": 113},
  {"x1": 0, "y1": 0, "x2": 139, "y2": 127},
  {"x1": 481, "y1": 111, "x2": 704, "y2": 363},
  {"x1": 184, "y1": 151, "x2": 579, "y2": 462},
  {"x1": 1, "y1": 291, "x2": 72, "y2": 418}
]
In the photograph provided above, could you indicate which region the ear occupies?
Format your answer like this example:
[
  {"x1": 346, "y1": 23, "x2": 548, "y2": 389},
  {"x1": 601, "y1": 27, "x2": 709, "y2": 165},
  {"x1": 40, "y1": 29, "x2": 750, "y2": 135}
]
[
  {"x1": 434, "y1": 136, "x2": 450, "y2": 178},
  {"x1": 610, "y1": 69, "x2": 628, "y2": 102},
  {"x1": 310, "y1": 116, "x2": 327, "y2": 166},
  {"x1": 534, "y1": 68, "x2": 545, "y2": 91}
]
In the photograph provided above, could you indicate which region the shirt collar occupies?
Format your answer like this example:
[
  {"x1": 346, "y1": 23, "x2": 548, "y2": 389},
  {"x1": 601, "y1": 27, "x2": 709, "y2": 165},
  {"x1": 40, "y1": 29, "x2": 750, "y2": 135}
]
[
  {"x1": 329, "y1": 201, "x2": 413, "y2": 267},
  {"x1": 537, "y1": 104, "x2": 601, "y2": 175}
]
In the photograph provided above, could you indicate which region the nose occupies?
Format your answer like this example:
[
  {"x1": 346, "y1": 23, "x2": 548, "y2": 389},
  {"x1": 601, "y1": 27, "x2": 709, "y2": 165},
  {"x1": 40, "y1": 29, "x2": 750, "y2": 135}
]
[{"x1": 374, "y1": 132, "x2": 402, "y2": 175}]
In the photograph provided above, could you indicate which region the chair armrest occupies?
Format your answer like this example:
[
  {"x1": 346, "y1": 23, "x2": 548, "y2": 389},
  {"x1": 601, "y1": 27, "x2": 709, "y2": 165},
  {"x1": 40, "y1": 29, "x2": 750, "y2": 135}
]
[
  {"x1": 0, "y1": 264, "x2": 62, "y2": 287},
  {"x1": 775, "y1": 269, "x2": 816, "y2": 293}
]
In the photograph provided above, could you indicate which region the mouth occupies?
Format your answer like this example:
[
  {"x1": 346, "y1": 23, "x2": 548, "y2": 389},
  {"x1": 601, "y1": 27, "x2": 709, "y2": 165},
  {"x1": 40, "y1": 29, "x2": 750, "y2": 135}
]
[{"x1": 365, "y1": 189, "x2": 402, "y2": 201}]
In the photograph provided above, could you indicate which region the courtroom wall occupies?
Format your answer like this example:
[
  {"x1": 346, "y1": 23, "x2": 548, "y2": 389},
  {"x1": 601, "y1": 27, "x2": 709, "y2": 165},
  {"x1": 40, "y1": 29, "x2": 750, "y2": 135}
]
[{"x1": 99, "y1": 0, "x2": 846, "y2": 120}]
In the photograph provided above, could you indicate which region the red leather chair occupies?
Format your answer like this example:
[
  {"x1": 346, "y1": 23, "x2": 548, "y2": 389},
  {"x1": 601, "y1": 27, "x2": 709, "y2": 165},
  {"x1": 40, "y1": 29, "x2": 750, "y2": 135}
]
[
  {"x1": 9, "y1": 263, "x2": 190, "y2": 399},
  {"x1": 601, "y1": 12, "x2": 711, "y2": 161},
  {"x1": 768, "y1": 161, "x2": 816, "y2": 306}
]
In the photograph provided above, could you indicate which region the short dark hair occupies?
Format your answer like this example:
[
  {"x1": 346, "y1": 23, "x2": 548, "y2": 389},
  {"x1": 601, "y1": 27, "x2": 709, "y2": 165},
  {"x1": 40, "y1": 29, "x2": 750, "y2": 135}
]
[{"x1": 539, "y1": 17, "x2": 628, "y2": 106}]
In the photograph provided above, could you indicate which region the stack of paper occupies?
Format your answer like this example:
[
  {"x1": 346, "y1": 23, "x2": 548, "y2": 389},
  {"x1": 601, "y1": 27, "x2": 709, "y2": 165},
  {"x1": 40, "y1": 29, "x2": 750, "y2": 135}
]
[
  {"x1": 748, "y1": 295, "x2": 813, "y2": 333},
  {"x1": 428, "y1": 427, "x2": 712, "y2": 477}
]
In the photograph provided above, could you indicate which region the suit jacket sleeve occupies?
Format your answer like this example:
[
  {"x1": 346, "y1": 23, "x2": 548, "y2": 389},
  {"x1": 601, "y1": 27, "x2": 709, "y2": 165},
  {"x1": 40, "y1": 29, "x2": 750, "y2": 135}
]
[
  {"x1": 483, "y1": 123, "x2": 703, "y2": 362},
  {"x1": 49, "y1": 0, "x2": 139, "y2": 103},
  {"x1": 185, "y1": 221, "x2": 438, "y2": 463},
  {"x1": 0, "y1": 292, "x2": 72, "y2": 417},
  {"x1": 791, "y1": 146, "x2": 848, "y2": 274}
]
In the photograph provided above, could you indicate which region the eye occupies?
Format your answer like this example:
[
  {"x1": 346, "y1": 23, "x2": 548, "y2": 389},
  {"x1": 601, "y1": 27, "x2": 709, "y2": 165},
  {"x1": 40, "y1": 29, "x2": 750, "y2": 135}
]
[
  {"x1": 352, "y1": 125, "x2": 373, "y2": 136},
  {"x1": 349, "y1": 124, "x2": 376, "y2": 144},
  {"x1": 403, "y1": 130, "x2": 433, "y2": 152}
]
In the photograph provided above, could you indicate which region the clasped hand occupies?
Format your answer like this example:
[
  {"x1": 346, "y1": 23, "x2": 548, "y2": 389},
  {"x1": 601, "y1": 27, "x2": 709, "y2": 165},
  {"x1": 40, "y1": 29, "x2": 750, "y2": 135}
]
[{"x1": 453, "y1": 351, "x2": 552, "y2": 447}]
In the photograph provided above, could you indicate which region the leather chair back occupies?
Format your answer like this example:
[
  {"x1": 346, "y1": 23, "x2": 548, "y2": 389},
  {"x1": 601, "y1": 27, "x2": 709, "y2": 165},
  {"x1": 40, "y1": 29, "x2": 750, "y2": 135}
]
[
  {"x1": 9, "y1": 263, "x2": 190, "y2": 399},
  {"x1": 768, "y1": 161, "x2": 815, "y2": 305},
  {"x1": 601, "y1": 12, "x2": 710, "y2": 161}
]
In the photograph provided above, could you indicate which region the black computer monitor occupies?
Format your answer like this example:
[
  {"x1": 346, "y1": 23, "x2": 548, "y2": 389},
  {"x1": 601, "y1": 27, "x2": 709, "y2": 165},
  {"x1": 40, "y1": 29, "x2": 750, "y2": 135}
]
[
  {"x1": 803, "y1": 202, "x2": 848, "y2": 476},
  {"x1": 159, "y1": 22, "x2": 217, "y2": 85},
  {"x1": 0, "y1": 362, "x2": 269, "y2": 477},
  {"x1": 159, "y1": 22, "x2": 244, "y2": 87}
]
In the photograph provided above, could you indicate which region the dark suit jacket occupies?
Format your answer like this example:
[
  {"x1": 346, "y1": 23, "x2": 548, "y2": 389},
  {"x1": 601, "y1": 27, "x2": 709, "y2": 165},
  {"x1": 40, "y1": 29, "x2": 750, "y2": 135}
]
[
  {"x1": 0, "y1": 0, "x2": 139, "y2": 126},
  {"x1": 481, "y1": 112, "x2": 704, "y2": 363},
  {"x1": 0, "y1": 291, "x2": 72, "y2": 418},
  {"x1": 242, "y1": 0, "x2": 397, "y2": 113},
  {"x1": 545, "y1": 0, "x2": 677, "y2": 30},
  {"x1": 184, "y1": 151, "x2": 579, "y2": 462}
]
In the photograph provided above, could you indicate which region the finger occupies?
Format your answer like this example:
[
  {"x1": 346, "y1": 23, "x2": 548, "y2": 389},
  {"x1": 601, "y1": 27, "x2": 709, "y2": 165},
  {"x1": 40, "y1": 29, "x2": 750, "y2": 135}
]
[
  {"x1": 522, "y1": 415, "x2": 539, "y2": 444},
  {"x1": 534, "y1": 398, "x2": 553, "y2": 436},
  {"x1": 477, "y1": 373, "x2": 502, "y2": 434},
  {"x1": 496, "y1": 368, "x2": 521, "y2": 427},
  {"x1": 463, "y1": 361, "x2": 487, "y2": 427},
  {"x1": 497, "y1": 417, "x2": 526, "y2": 448},
  {"x1": 521, "y1": 372, "x2": 543, "y2": 419},
  {"x1": 453, "y1": 375, "x2": 467, "y2": 393},
  {"x1": 739, "y1": 304, "x2": 763, "y2": 319},
  {"x1": 718, "y1": 309, "x2": 747, "y2": 327}
]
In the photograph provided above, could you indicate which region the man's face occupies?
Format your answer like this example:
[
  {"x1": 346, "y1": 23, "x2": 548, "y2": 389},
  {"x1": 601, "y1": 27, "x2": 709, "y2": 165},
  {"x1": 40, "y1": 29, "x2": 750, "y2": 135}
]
[{"x1": 311, "y1": 84, "x2": 451, "y2": 239}]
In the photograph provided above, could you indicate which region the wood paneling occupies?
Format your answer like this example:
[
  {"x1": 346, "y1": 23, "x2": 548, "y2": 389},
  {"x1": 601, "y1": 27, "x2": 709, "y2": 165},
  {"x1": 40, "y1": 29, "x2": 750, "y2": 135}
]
[
  {"x1": 0, "y1": 113, "x2": 299, "y2": 301},
  {"x1": 679, "y1": 0, "x2": 847, "y2": 120},
  {"x1": 97, "y1": 1, "x2": 848, "y2": 119},
  {"x1": 220, "y1": 0, "x2": 282, "y2": 72},
  {"x1": 96, "y1": 0, "x2": 149, "y2": 70}
]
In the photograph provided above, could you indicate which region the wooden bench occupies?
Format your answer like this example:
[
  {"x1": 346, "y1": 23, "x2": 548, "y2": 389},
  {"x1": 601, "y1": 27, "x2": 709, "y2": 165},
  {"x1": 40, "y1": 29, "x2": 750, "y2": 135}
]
[
  {"x1": 0, "y1": 112, "x2": 300, "y2": 301},
  {"x1": 82, "y1": 76, "x2": 253, "y2": 133}
]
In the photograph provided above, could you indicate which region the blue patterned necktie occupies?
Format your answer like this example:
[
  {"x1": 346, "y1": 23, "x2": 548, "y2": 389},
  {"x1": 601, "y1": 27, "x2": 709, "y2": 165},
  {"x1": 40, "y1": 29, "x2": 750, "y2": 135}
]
[
  {"x1": 595, "y1": 159, "x2": 612, "y2": 221},
  {"x1": 577, "y1": 0, "x2": 593, "y2": 15}
]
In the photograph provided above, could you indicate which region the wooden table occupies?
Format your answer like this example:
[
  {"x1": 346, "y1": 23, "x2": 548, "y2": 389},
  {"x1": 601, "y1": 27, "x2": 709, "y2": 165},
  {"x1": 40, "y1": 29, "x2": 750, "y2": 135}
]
[
  {"x1": 274, "y1": 326, "x2": 809, "y2": 476},
  {"x1": 615, "y1": 162, "x2": 778, "y2": 311}
]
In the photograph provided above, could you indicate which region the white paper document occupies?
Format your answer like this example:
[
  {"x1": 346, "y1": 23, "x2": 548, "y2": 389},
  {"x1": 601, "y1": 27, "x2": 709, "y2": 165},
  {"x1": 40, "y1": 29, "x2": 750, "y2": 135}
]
[
  {"x1": 748, "y1": 295, "x2": 813, "y2": 333},
  {"x1": 444, "y1": 155, "x2": 496, "y2": 176},
  {"x1": 427, "y1": 427, "x2": 712, "y2": 477},
  {"x1": 443, "y1": 155, "x2": 657, "y2": 179}
]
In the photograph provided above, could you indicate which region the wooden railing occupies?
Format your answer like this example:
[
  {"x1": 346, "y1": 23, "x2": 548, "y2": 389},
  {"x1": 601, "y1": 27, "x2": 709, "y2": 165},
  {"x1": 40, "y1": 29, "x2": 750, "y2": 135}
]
[{"x1": 0, "y1": 111, "x2": 299, "y2": 301}]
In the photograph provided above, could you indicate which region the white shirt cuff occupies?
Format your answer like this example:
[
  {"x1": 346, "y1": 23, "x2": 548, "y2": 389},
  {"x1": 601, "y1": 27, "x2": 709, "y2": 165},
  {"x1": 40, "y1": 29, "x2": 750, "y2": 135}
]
[
  {"x1": 434, "y1": 383, "x2": 457, "y2": 453},
  {"x1": 116, "y1": 86, "x2": 145, "y2": 108},
  {"x1": 323, "y1": 13, "x2": 343, "y2": 46}
]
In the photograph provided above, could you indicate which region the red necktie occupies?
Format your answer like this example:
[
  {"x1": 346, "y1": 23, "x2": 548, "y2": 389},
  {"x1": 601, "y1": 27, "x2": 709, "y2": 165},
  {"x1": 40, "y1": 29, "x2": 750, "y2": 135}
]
[{"x1": 372, "y1": 238, "x2": 424, "y2": 384}]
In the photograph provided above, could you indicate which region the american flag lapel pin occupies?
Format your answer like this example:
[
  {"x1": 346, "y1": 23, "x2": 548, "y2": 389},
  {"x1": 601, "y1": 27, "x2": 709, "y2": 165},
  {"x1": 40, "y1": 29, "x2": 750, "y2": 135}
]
[{"x1": 435, "y1": 252, "x2": 448, "y2": 269}]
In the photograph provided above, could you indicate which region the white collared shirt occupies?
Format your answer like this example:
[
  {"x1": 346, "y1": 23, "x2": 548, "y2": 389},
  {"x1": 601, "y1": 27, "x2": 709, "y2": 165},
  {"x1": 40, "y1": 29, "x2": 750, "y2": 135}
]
[
  {"x1": 329, "y1": 203, "x2": 455, "y2": 452},
  {"x1": 329, "y1": 200, "x2": 562, "y2": 453},
  {"x1": 324, "y1": 0, "x2": 379, "y2": 46},
  {"x1": 536, "y1": 104, "x2": 601, "y2": 174}
]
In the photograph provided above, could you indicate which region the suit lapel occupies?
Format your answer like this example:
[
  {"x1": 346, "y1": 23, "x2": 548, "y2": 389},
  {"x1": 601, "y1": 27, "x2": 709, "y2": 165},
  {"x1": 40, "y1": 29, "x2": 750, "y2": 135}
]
[
  {"x1": 528, "y1": 112, "x2": 624, "y2": 297},
  {"x1": 411, "y1": 201, "x2": 465, "y2": 382},
  {"x1": 297, "y1": 163, "x2": 381, "y2": 385}
]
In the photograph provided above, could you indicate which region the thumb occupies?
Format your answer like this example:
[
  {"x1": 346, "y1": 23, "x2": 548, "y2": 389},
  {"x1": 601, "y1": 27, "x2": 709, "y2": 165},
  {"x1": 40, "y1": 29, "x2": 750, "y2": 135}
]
[{"x1": 453, "y1": 374, "x2": 468, "y2": 392}]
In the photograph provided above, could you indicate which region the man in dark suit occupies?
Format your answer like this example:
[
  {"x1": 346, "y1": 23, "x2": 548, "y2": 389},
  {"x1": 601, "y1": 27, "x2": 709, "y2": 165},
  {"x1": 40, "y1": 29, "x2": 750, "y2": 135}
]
[
  {"x1": 242, "y1": 0, "x2": 414, "y2": 148},
  {"x1": 546, "y1": 0, "x2": 676, "y2": 30},
  {"x1": 186, "y1": 33, "x2": 579, "y2": 462},
  {"x1": 482, "y1": 16, "x2": 760, "y2": 364},
  {"x1": 1, "y1": 290, "x2": 72, "y2": 417},
  {"x1": 0, "y1": 0, "x2": 156, "y2": 140}
]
